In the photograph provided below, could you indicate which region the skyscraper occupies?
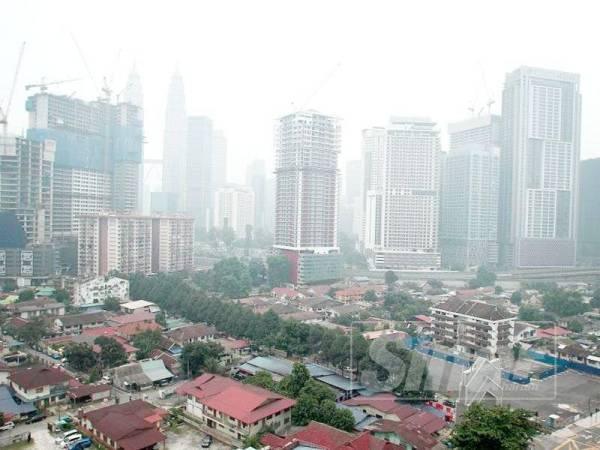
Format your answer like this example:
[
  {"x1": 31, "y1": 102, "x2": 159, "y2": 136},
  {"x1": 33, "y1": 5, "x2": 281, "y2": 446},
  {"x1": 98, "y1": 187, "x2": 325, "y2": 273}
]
[
  {"x1": 186, "y1": 116, "x2": 214, "y2": 231},
  {"x1": 26, "y1": 92, "x2": 142, "y2": 240},
  {"x1": 362, "y1": 118, "x2": 441, "y2": 269},
  {"x1": 577, "y1": 158, "x2": 600, "y2": 264},
  {"x1": 213, "y1": 130, "x2": 227, "y2": 190},
  {"x1": 123, "y1": 65, "x2": 145, "y2": 212},
  {"x1": 441, "y1": 115, "x2": 501, "y2": 268},
  {"x1": 498, "y1": 67, "x2": 581, "y2": 267},
  {"x1": 162, "y1": 70, "x2": 187, "y2": 210},
  {"x1": 274, "y1": 110, "x2": 342, "y2": 284},
  {"x1": 214, "y1": 184, "x2": 255, "y2": 238},
  {"x1": 0, "y1": 136, "x2": 55, "y2": 244},
  {"x1": 246, "y1": 159, "x2": 267, "y2": 231}
]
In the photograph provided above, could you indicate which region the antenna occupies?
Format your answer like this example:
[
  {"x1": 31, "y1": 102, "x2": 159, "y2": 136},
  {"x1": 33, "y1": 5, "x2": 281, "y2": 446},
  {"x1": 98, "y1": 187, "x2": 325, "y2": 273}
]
[{"x1": 0, "y1": 42, "x2": 25, "y2": 135}]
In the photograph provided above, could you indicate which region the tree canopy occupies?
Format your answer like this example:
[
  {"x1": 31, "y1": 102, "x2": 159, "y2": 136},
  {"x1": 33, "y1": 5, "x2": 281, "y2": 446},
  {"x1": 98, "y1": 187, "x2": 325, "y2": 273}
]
[
  {"x1": 450, "y1": 403, "x2": 541, "y2": 450},
  {"x1": 181, "y1": 341, "x2": 224, "y2": 377},
  {"x1": 132, "y1": 329, "x2": 163, "y2": 359},
  {"x1": 94, "y1": 336, "x2": 127, "y2": 368},
  {"x1": 266, "y1": 255, "x2": 291, "y2": 287},
  {"x1": 64, "y1": 343, "x2": 97, "y2": 371},
  {"x1": 542, "y1": 289, "x2": 589, "y2": 317},
  {"x1": 468, "y1": 266, "x2": 497, "y2": 289}
]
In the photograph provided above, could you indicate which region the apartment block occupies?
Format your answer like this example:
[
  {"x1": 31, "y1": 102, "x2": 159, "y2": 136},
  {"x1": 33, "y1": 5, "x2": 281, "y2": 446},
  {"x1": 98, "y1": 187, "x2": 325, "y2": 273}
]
[{"x1": 214, "y1": 185, "x2": 255, "y2": 238}]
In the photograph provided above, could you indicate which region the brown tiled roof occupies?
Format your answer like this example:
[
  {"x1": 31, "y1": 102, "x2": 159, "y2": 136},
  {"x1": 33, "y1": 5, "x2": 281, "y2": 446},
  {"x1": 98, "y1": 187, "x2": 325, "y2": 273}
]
[
  {"x1": 58, "y1": 312, "x2": 107, "y2": 327},
  {"x1": 166, "y1": 323, "x2": 216, "y2": 343},
  {"x1": 84, "y1": 400, "x2": 166, "y2": 450},
  {"x1": 67, "y1": 383, "x2": 111, "y2": 399},
  {"x1": 9, "y1": 365, "x2": 72, "y2": 389},
  {"x1": 434, "y1": 298, "x2": 514, "y2": 321}
]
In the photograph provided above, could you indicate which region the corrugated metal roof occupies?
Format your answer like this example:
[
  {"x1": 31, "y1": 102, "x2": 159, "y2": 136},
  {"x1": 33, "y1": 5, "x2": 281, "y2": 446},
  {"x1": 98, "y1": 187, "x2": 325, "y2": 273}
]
[
  {"x1": 0, "y1": 385, "x2": 36, "y2": 415},
  {"x1": 140, "y1": 359, "x2": 173, "y2": 382}
]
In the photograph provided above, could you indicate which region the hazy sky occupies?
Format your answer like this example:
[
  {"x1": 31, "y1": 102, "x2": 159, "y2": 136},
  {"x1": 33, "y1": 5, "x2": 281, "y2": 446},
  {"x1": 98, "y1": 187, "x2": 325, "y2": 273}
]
[{"x1": 2, "y1": 0, "x2": 600, "y2": 189}]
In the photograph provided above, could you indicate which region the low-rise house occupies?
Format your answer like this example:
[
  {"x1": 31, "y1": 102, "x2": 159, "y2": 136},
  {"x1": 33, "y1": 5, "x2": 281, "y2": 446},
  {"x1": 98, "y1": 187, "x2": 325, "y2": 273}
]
[
  {"x1": 149, "y1": 349, "x2": 181, "y2": 376},
  {"x1": 7, "y1": 297, "x2": 65, "y2": 319},
  {"x1": 272, "y1": 287, "x2": 302, "y2": 300},
  {"x1": 120, "y1": 300, "x2": 161, "y2": 314},
  {"x1": 514, "y1": 322, "x2": 538, "y2": 342},
  {"x1": 362, "y1": 329, "x2": 408, "y2": 341},
  {"x1": 261, "y1": 420, "x2": 405, "y2": 450},
  {"x1": 537, "y1": 326, "x2": 571, "y2": 339},
  {"x1": 54, "y1": 311, "x2": 107, "y2": 334},
  {"x1": 67, "y1": 383, "x2": 111, "y2": 404},
  {"x1": 327, "y1": 303, "x2": 364, "y2": 318},
  {"x1": 0, "y1": 385, "x2": 36, "y2": 422},
  {"x1": 73, "y1": 276, "x2": 129, "y2": 306},
  {"x1": 366, "y1": 419, "x2": 443, "y2": 450},
  {"x1": 177, "y1": 373, "x2": 295, "y2": 444},
  {"x1": 112, "y1": 359, "x2": 174, "y2": 391},
  {"x1": 165, "y1": 323, "x2": 216, "y2": 347},
  {"x1": 116, "y1": 321, "x2": 163, "y2": 340},
  {"x1": 296, "y1": 297, "x2": 343, "y2": 315},
  {"x1": 9, "y1": 365, "x2": 72, "y2": 407},
  {"x1": 107, "y1": 311, "x2": 155, "y2": 327},
  {"x1": 216, "y1": 338, "x2": 251, "y2": 360},
  {"x1": 80, "y1": 399, "x2": 166, "y2": 450}
]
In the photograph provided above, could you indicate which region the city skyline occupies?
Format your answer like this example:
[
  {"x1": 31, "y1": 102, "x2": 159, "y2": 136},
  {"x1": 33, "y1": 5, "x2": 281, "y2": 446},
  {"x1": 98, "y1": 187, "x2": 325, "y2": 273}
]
[{"x1": 3, "y1": 1, "x2": 600, "y2": 188}]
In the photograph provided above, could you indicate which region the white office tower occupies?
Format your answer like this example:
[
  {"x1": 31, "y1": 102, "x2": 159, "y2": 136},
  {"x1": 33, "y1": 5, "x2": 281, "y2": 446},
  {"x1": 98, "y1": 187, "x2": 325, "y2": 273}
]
[
  {"x1": 441, "y1": 115, "x2": 501, "y2": 269},
  {"x1": 213, "y1": 130, "x2": 227, "y2": 190},
  {"x1": 214, "y1": 185, "x2": 255, "y2": 238},
  {"x1": 162, "y1": 70, "x2": 187, "y2": 212},
  {"x1": 499, "y1": 67, "x2": 581, "y2": 267},
  {"x1": 123, "y1": 65, "x2": 145, "y2": 212},
  {"x1": 274, "y1": 111, "x2": 342, "y2": 284},
  {"x1": 362, "y1": 118, "x2": 441, "y2": 269}
]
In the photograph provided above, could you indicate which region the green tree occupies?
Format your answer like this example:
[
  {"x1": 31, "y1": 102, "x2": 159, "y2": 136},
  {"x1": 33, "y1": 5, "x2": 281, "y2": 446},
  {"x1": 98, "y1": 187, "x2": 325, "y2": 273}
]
[
  {"x1": 512, "y1": 343, "x2": 522, "y2": 361},
  {"x1": 292, "y1": 394, "x2": 318, "y2": 426},
  {"x1": 384, "y1": 270, "x2": 398, "y2": 287},
  {"x1": 54, "y1": 289, "x2": 71, "y2": 305},
  {"x1": 181, "y1": 341, "x2": 224, "y2": 377},
  {"x1": 15, "y1": 317, "x2": 48, "y2": 345},
  {"x1": 469, "y1": 266, "x2": 497, "y2": 288},
  {"x1": 248, "y1": 258, "x2": 267, "y2": 286},
  {"x1": 591, "y1": 289, "x2": 600, "y2": 309},
  {"x1": 88, "y1": 367, "x2": 101, "y2": 383},
  {"x1": 95, "y1": 337, "x2": 127, "y2": 368},
  {"x1": 64, "y1": 343, "x2": 98, "y2": 371},
  {"x1": 279, "y1": 362, "x2": 311, "y2": 398},
  {"x1": 18, "y1": 289, "x2": 35, "y2": 302},
  {"x1": 213, "y1": 258, "x2": 252, "y2": 298},
  {"x1": 155, "y1": 311, "x2": 167, "y2": 328},
  {"x1": 2, "y1": 280, "x2": 16, "y2": 292},
  {"x1": 567, "y1": 321, "x2": 583, "y2": 333},
  {"x1": 363, "y1": 290, "x2": 377, "y2": 302},
  {"x1": 0, "y1": 412, "x2": 4, "y2": 427},
  {"x1": 132, "y1": 329, "x2": 163, "y2": 359},
  {"x1": 450, "y1": 403, "x2": 541, "y2": 450},
  {"x1": 266, "y1": 255, "x2": 291, "y2": 287},
  {"x1": 103, "y1": 296, "x2": 121, "y2": 311},
  {"x1": 510, "y1": 291, "x2": 523, "y2": 305},
  {"x1": 543, "y1": 289, "x2": 589, "y2": 317},
  {"x1": 329, "y1": 406, "x2": 355, "y2": 432},
  {"x1": 245, "y1": 371, "x2": 276, "y2": 390},
  {"x1": 298, "y1": 379, "x2": 336, "y2": 403},
  {"x1": 495, "y1": 285, "x2": 504, "y2": 294}
]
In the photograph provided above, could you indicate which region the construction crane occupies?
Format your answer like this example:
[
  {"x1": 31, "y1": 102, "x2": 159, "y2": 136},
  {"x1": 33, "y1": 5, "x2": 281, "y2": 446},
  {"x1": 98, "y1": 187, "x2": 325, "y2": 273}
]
[
  {"x1": 0, "y1": 42, "x2": 26, "y2": 135},
  {"x1": 25, "y1": 78, "x2": 81, "y2": 93}
]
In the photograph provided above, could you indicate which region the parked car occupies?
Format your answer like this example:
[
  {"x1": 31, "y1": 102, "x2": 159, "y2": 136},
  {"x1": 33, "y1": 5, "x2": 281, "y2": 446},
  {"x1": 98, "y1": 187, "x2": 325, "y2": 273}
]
[
  {"x1": 0, "y1": 421, "x2": 15, "y2": 431},
  {"x1": 25, "y1": 413, "x2": 46, "y2": 424},
  {"x1": 69, "y1": 437, "x2": 92, "y2": 450},
  {"x1": 61, "y1": 433, "x2": 82, "y2": 448},
  {"x1": 201, "y1": 434, "x2": 213, "y2": 448},
  {"x1": 55, "y1": 429, "x2": 79, "y2": 445}
]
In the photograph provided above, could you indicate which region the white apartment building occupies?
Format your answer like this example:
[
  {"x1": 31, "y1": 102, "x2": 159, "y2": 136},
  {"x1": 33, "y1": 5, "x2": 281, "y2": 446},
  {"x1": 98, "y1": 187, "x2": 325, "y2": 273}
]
[
  {"x1": 431, "y1": 298, "x2": 516, "y2": 359},
  {"x1": 499, "y1": 67, "x2": 581, "y2": 268},
  {"x1": 441, "y1": 115, "x2": 501, "y2": 269},
  {"x1": 0, "y1": 137, "x2": 55, "y2": 244},
  {"x1": 78, "y1": 213, "x2": 193, "y2": 277},
  {"x1": 274, "y1": 110, "x2": 342, "y2": 284},
  {"x1": 362, "y1": 118, "x2": 441, "y2": 269},
  {"x1": 214, "y1": 185, "x2": 255, "y2": 238},
  {"x1": 73, "y1": 276, "x2": 129, "y2": 306}
]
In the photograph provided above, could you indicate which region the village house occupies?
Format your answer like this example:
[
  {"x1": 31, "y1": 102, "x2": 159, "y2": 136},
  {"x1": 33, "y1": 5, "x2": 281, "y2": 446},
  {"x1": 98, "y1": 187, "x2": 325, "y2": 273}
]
[
  {"x1": 7, "y1": 297, "x2": 65, "y2": 319},
  {"x1": 165, "y1": 323, "x2": 216, "y2": 347},
  {"x1": 177, "y1": 373, "x2": 295, "y2": 444},
  {"x1": 79, "y1": 399, "x2": 167, "y2": 450},
  {"x1": 9, "y1": 365, "x2": 72, "y2": 407},
  {"x1": 54, "y1": 311, "x2": 107, "y2": 334}
]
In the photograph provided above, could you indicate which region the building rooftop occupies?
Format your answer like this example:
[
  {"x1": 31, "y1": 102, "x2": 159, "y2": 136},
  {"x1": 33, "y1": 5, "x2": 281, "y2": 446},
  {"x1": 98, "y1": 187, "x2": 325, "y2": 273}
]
[
  {"x1": 177, "y1": 373, "x2": 295, "y2": 424},
  {"x1": 433, "y1": 298, "x2": 514, "y2": 321},
  {"x1": 165, "y1": 323, "x2": 216, "y2": 342},
  {"x1": 57, "y1": 311, "x2": 107, "y2": 328},
  {"x1": 9, "y1": 365, "x2": 72, "y2": 389}
]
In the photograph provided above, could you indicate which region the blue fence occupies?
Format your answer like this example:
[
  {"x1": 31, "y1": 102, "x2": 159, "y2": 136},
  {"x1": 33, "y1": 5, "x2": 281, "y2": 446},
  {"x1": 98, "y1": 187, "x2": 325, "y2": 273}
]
[{"x1": 527, "y1": 349, "x2": 600, "y2": 377}]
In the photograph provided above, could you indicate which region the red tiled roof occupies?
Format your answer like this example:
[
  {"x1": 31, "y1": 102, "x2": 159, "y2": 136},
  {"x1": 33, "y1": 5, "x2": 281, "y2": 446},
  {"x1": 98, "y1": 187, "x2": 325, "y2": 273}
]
[
  {"x1": 117, "y1": 321, "x2": 162, "y2": 338},
  {"x1": 261, "y1": 421, "x2": 405, "y2": 450},
  {"x1": 84, "y1": 400, "x2": 166, "y2": 450},
  {"x1": 537, "y1": 326, "x2": 571, "y2": 338},
  {"x1": 217, "y1": 338, "x2": 250, "y2": 350},
  {"x1": 178, "y1": 373, "x2": 295, "y2": 424},
  {"x1": 366, "y1": 419, "x2": 439, "y2": 450},
  {"x1": 83, "y1": 326, "x2": 118, "y2": 337},
  {"x1": 7, "y1": 316, "x2": 29, "y2": 329},
  {"x1": 109, "y1": 311, "x2": 155, "y2": 325},
  {"x1": 272, "y1": 287, "x2": 300, "y2": 298},
  {"x1": 68, "y1": 383, "x2": 111, "y2": 399},
  {"x1": 343, "y1": 393, "x2": 402, "y2": 414},
  {"x1": 414, "y1": 315, "x2": 433, "y2": 324},
  {"x1": 9, "y1": 365, "x2": 72, "y2": 389},
  {"x1": 403, "y1": 411, "x2": 446, "y2": 434}
]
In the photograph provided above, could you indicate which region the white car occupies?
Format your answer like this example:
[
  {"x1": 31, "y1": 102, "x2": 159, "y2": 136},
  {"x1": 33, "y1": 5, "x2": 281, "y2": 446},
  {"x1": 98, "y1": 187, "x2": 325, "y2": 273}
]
[
  {"x1": 0, "y1": 421, "x2": 15, "y2": 431},
  {"x1": 55, "y1": 430, "x2": 80, "y2": 445},
  {"x1": 61, "y1": 433, "x2": 82, "y2": 448}
]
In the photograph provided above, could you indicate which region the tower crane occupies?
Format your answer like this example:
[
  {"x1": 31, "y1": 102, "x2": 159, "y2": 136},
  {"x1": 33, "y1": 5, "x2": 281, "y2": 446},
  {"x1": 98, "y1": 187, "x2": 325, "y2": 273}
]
[
  {"x1": 0, "y1": 42, "x2": 26, "y2": 135},
  {"x1": 25, "y1": 78, "x2": 81, "y2": 93}
]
